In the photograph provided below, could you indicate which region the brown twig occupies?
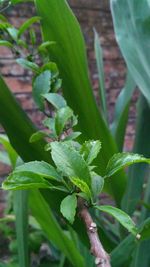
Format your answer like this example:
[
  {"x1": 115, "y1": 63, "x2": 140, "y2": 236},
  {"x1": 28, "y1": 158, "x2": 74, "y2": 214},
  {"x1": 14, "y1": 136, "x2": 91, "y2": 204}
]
[{"x1": 78, "y1": 198, "x2": 111, "y2": 267}]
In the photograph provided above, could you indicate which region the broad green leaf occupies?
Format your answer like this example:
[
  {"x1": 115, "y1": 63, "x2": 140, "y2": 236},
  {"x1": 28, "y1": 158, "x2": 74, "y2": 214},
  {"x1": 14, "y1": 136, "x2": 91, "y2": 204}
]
[
  {"x1": 111, "y1": 72, "x2": 135, "y2": 151},
  {"x1": 60, "y1": 194, "x2": 77, "y2": 224},
  {"x1": 0, "y1": 40, "x2": 13, "y2": 48},
  {"x1": 17, "y1": 16, "x2": 40, "y2": 38},
  {"x1": 13, "y1": 191, "x2": 29, "y2": 267},
  {"x1": 94, "y1": 29, "x2": 108, "y2": 121},
  {"x1": 71, "y1": 177, "x2": 92, "y2": 200},
  {"x1": 30, "y1": 190, "x2": 85, "y2": 267},
  {"x1": 51, "y1": 141, "x2": 91, "y2": 186},
  {"x1": 95, "y1": 205, "x2": 137, "y2": 235},
  {"x1": 105, "y1": 153, "x2": 150, "y2": 178},
  {"x1": 80, "y1": 140, "x2": 101, "y2": 165},
  {"x1": 111, "y1": 0, "x2": 150, "y2": 103},
  {"x1": 55, "y1": 106, "x2": 73, "y2": 136},
  {"x1": 2, "y1": 171, "x2": 51, "y2": 190},
  {"x1": 32, "y1": 70, "x2": 51, "y2": 110},
  {"x1": 29, "y1": 131, "x2": 48, "y2": 143},
  {"x1": 91, "y1": 174, "x2": 104, "y2": 198},
  {"x1": 14, "y1": 161, "x2": 61, "y2": 181},
  {"x1": 43, "y1": 93, "x2": 67, "y2": 110},
  {"x1": 16, "y1": 58, "x2": 39, "y2": 73},
  {"x1": 35, "y1": 0, "x2": 127, "y2": 204}
]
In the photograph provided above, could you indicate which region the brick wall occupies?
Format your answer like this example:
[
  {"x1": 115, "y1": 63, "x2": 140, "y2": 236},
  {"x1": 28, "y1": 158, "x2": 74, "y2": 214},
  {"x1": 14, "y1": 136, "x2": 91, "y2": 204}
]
[{"x1": 0, "y1": 0, "x2": 136, "y2": 177}]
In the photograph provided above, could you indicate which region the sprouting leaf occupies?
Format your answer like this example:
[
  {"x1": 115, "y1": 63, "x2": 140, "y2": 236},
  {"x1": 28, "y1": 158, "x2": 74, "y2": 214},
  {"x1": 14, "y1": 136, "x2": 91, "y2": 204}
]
[
  {"x1": 13, "y1": 161, "x2": 61, "y2": 181},
  {"x1": 60, "y1": 194, "x2": 77, "y2": 224},
  {"x1": 0, "y1": 40, "x2": 13, "y2": 48},
  {"x1": 29, "y1": 131, "x2": 48, "y2": 143},
  {"x1": 51, "y1": 141, "x2": 91, "y2": 186},
  {"x1": 95, "y1": 205, "x2": 137, "y2": 235},
  {"x1": 80, "y1": 140, "x2": 101, "y2": 165},
  {"x1": 16, "y1": 58, "x2": 39, "y2": 72},
  {"x1": 105, "y1": 153, "x2": 150, "y2": 178},
  {"x1": 43, "y1": 93, "x2": 67, "y2": 109},
  {"x1": 41, "y1": 62, "x2": 59, "y2": 78},
  {"x1": 91, "y1": 173, "x2": 104, "y2": 198},
  {"x1": 38, "y1": 41, "x2": 56, "y2": 52},
  {"x1": 17, "y1": 16, "x2": 40, "y2": 38},
  {"x1": 63, "y1": 132, "x2": 81, "y2": 141},
  {"x1": 2, "y1": 172, "x2": 51, "y2": 190},
  {"x1": 71, "y1": 177, "x2": 92, "y2": 200},
  {"x1": 29, "y1": 28, "x2": 36, "y2": 45},
  {"x1": 43, "y1": 117, "x2": 57, "y2": 137},
  {"x1": 55, "y1": 106, "x2": 73, "y2": 136},
  {"x1": 32, "y1": 70, "x2": 51, "y2": 110}
]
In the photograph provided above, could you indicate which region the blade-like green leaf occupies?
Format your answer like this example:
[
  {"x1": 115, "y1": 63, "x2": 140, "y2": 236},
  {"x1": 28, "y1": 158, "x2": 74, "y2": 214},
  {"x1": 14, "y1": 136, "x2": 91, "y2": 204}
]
[
  {"x1": 80, "y1": 140, "x2": 101, "y2": 165},
  {"x1": 95, "y1": 205, "x2": 137, "y2": 235},
  {"x1": 29, "y1": 190, "x2": 85, "y2": 267},
  {"x1": 105, "y1": 153, "x2": 150, "y2": 178},
  {"x1": 35, "y1": 0, "x2": 127, "y2": 204},
  {"x1": 13, "y1": 190, "x2": 29, "y2": 267},
  {"x1": 111, "y1": 0, "x2": 150, "y2": 103},
  {"x1": 17, "y1": 16, "x2": 40, "y2": 38},
  {"x1": 0, "y1": 134, "x2": 18, "y2": 168},
  {"x1": 94, "y1": 29, "x2": 108, "y2": 121},
  {"x1": 0, "y1": 40, "x2": 13, "y2": 48},
  {"x1": 111, "y1": 72, "x2": 135, "y2": 151},
  {"x1": 16, "y1": 58, "x2": 39, "y2": 72},
  {"x1": 32, "y1": 70, "x2": 51, "y2": 110},
  {"x1": 60, "y1": 194, "x2": 77, "y2": 224},
  {"x1": 51, "y1": 141, "x2": 91, "y2": 186}
]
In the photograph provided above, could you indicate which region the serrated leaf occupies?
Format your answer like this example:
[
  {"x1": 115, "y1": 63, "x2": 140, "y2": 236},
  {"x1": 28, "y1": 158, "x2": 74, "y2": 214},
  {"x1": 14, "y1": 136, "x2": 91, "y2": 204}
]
[
  {"x1": 55, "y1": 106, "x2": 73, "y2": 136},
  {"x1": 14, "y1": 161, "x2": 61, "y2": 181},
  {"x1": 91, "y1": 173, "x2": 104, "y2": 198},
  {"x1": 95, "y1": 205, "x2": 137, "y2": 235},
  {"x1": 71, "y1": 177, "x2": 92, "y2": 200},
  {"x1": 18, "y1": 16, "x2": 40, "y2": 38},
  {"x1": 2, "y1": 172, "x2": 51, "y2": 190},
  {"x1": 60, "y1": 194, "x2": 77, "y2": 224},
  {"x1": 51, "y1": 141, "x2": 91, "y2": 186},
  {"x1": 32, "y1": 70, "x2": 51, "y2": 110},
  {"x1": 43, "y1": 93, "x2": 67, "y2": 109},
  {"x1": 105, "y1": 153, "x2": 150, "y2": 178},
  {"x1": 16, "y1": 58, "x2": 39, "y2": 72},
  {"x1": 80, "y1": 140, "x2": 101, "y2": 165},
  {"x1": 29, "y1": 131, "x2": 48, "y2": 143}
]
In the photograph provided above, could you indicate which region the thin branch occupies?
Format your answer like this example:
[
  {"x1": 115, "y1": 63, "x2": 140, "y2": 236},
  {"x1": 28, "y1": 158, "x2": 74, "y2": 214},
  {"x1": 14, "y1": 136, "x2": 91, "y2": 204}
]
[{"x1": 78, "y1": 198, "x2": 111, "y2": 267}]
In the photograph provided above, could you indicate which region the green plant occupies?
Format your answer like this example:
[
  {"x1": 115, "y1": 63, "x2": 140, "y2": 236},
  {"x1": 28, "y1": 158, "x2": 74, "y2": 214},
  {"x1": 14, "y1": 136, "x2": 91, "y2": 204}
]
[{"x1": 0, "y1": 0, "x2": 150, "y2": 266}]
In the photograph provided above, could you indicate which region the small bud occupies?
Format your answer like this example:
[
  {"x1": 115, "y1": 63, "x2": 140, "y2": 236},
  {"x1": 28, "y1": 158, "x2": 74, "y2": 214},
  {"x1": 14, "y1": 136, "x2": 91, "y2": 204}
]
[{"x1": 136, "y1": 233, "x2": 141, "y2": 240}]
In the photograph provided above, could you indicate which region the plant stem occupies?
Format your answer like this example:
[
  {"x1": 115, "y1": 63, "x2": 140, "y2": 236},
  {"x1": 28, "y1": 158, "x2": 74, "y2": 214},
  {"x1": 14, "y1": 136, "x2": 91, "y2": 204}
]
[{"x1": 78, "y1": 198, "x2": 111, "y2": 267}]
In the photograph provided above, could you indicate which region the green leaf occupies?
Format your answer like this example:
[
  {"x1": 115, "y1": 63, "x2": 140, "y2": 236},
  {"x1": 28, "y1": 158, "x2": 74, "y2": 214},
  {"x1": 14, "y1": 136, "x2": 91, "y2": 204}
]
[
  {"x1": 30, "y1": 190, "x2": 85, "y2": 267},
  {"x1": 17, "y1": 16, "x2": 40, "y2": 38},
  {"x1": 32, "y1": 70, "x2": 51, "y2": 110},
  {"x1": 38, "y1": 41, "x2": 56, "y2": 52},
  {"x1": 43, "y1": 93, "x2": 67, "y2": 109},
  {"x1": 16, "y1": 58, "x2": 39, "y2": 72},
  {"x1": 7, "y1": 27, "x2": 18, "y2": 42},
  {"x1": 60, "y1": 194, "x2": 77, "y2": 224},
  {"x1": 0, "y1": 40, "x2": 13, "y2": 48},
  {"x1": 94, "y1": 29, "x2": 108, "y2": 121},
  {"x1": 13, "y1": 191, "x2": 29, "y2": 267},
  {"x1": 105, "y1": 153, "x2": 150, "y2": 178},
  {"x1": 91, "y1": 174, "x2": 104, "y2": 198},
  {"x1": 29, "y1": 131, "x2": 48, "y2": 143},
  {"x1": 2, "y1": 171, "x2": 51, "y2": 190},
  {"x1": 0, "y1": 134, "x2": 18, "y2": 168},
  {"x1": 0, "y1": 0, "x2": 10, "y2": 12},
  {"x1": 14, "y1": 161, "x2": 61, "y2": 181},
  {"x1": 80, "y1": 140, "x2": 101, "y2": 165},
  {"x1": 71, "y1": 177, "x2": 92, "y2": 200},
  {"x1": 63, "y1": 132, "x2": 81, "y2": 141},
  {"x1": 95, "y1": 205, "x2": 137, "y2": 235},
  {"x1": 51, "y1": 141, "x2": 91, "y2": 186},
  {"x1": 111, "y1": 0, "x2": 150, "y2": 103},
  {"x1": 55, "y1": 106, "x2": 73, "y2": 136}
]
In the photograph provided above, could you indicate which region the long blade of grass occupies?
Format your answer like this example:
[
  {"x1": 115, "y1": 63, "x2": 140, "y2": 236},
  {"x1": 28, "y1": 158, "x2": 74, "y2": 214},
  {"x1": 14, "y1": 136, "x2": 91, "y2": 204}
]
[
  {"x1": 111, "y1": 72, "x2": 135, "y2": 151},
  {"x1": 94, "y1": 29, "x2": 108, "y2": 122},
  {"x1": 13, "y1": 190, "x2": 29, "y2": 267}
]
